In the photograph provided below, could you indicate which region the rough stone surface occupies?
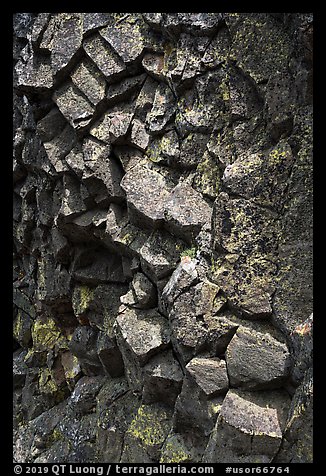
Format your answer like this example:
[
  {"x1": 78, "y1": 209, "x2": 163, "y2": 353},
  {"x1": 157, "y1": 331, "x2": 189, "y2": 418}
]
[
  {"x1": 203, "y1": 388, "x2": 291, "y2": 463},
  {"x1": 226, "y1": 327, "x2": 291, "y2": 390},
  {"x1": 13, "y1": 12, "x2": 312, "y2": 464}
]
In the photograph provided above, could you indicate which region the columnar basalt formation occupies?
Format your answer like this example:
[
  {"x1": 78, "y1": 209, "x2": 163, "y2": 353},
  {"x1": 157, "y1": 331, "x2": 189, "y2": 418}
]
[{"x1": 13, "y1": 12, "x2": 313, "y2": 463}]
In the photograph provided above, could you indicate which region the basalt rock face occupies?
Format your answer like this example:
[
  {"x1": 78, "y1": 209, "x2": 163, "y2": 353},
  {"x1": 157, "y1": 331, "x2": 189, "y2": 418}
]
[{"x1": 13, "y1": 13, "x2": 313, "y2": 463}]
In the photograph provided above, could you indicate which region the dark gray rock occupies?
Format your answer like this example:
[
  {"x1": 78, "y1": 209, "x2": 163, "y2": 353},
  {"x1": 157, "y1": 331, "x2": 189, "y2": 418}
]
[
  {"x1": 223, "y1": 141, "x2": 294, "y2": 212},
  {"x1": 142, "y1": 350, "x2": 183, "y2": 406},
  {"x1": 97, "y1": 331, "x2": 124, "y2": 377},
  {"x1": 138, "y1": 229, "x2": 185, "y2": 283},
  {"x1": 13, "y1": 349, "x2": 28, "y2": 389},
  {"x1": 116, "y1": 307, "x2": 170, "y2": 369},
  {"x1": 121, "y1": 272, "x2": 157, "y2": 309},
  {"x1": 68, "y1": 375, "x2": 105, "y2": 415},
  {"x1": 97, "y1": 388, "x2": 140, "y2": 463},
  {"x1": 51, "y1": 13, "x2": 83, "y2": 77},
  {"x1": 186, "y1": 357, "x2": 229, "y2": 398},
  {"x1": 225, "y1": 326, "x2": 291, "y2": 390},
  {"x1": 14, "y1": 44, "x2": 53, "y2": 93},
  {"x1": 121, "y1": 163, "x2": 172, "y2": 229},
  {"x1": 169, "y1": 281, "x2": 231, "y2": 365},
  {"x1": 53, "y1": 82, "x2": 94, "y2": 130},
  {"x1": 211, "y1": 253, "x2": 277, "y2": 318},
  {"x1": 13, "y1": 309, "x2": 33, "y2": 348},
  {"x1": 83, "y1": 33, "x2": 126, "y2": 82},
  {"x1": 100, "y1": 15, "x2": 148, "y2": 65},
  {"x1": 71, "y1": 59, "x2": 106, "y2": 106},
  {"x1": 160, "y1": 257, "x2": 199, "y2": 316},
  {"x1": 36, "y1": 107, "x2": 67, "y2": 142},
  {"x1": 203, "y1": 388, "x2": 290, "y2": 463},
  {"x1": 274, "y1": 367, "x2": 313, "y2": 463},
  {"x1": 164, "y1": 182, "x2": 212, "y2": 243},
  {"x1": 69, "y1": 326, "x2": 103, "y2": 376},
  {"x1": 146, "y1": 83, "x2": 176, "y2": 134},
  {"x1": 82, "y1": 13, "x2": 111, "y2": 35},
  {"x1": 173, "y1": 371, "x2": 223, "y2": 436}
]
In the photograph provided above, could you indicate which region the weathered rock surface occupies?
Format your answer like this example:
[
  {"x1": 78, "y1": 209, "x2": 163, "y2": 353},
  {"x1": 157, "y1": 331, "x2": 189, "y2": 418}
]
[
  {"x1": 226, "y1": 327, "x2": 291, "y2": 390},
  {"x1": 203, "y1": 389, "x2": 291, "y2": 463},
  {"x1": 13, "y1": 12, "x2": 312, "y2": 464}
]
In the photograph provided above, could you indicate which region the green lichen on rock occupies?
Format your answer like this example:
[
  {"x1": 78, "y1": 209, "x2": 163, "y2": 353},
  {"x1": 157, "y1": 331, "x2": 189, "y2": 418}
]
[
  {"x1": 125, "y1": 404, "x2": 173, "y2": 458},
  {"x1": 180, "y1": 247, "x2": 196, "y2": 260},
  {"x1": 72, "y1": 284, "x2": 94, "y2": 316},
  {"x1": 160, "y1": 433, "x2": 193, "y2": 463},
  {"x1": 31, "y1": 317, "x2": 61, "y2": 352},
  {"x1": 193, "y1": 151, "x2": 221, "y2": 199}
]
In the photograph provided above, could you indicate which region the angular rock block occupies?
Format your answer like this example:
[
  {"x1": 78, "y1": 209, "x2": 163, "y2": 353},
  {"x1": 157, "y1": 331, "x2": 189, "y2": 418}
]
[
  {"x1": 274, "y1": 368, "x2": 313, "y2": 463},
  {"x1": 14, "y1": 44, "x2": 53, "y2": 93},
  {"x1": 50, "y1": 13, "x2": 83, "y2": 76},
  {"x1": 226, "y1": 326, "x2": 291, "y2": 390},
  {"x1": 83, "y1": 33, "x2": 126, "y2": 82},
  {"x1": 146, "y1": 83, "x2": 176, "y2": 134},
  {"x1": 53, "y1": 82, "x2": 95, "y2": 130},
  {"x1": 138, "y1": 229, "x2": 185, "y2": 283},
  {"x1": 71, "y1": 58, "x2": 106, "y2": 106},
  {"x1": 97, "y1": 331, "x2": 125, "y2": 378},
  {"x1": 68, "y1": 375, "x2": 105, "y2": 415},
  {"x1": 142, "y1": 350, "x2": 183, "y2": 406},
  {"x1": 160, "y1": 257, "x2": 199, "y2": 315},
  {"x1": 115, "y1": 307, "x2": 170, "y2": 388},
  {"x1": 169, "y1": 281, "x2": 231, "y2": 365},
  {"x1": 82, "y1": 137, "x2": 125, "y2": 200},
  {"x1": 121, "y1": 272, "x2": 157, "y2": 309},
  {"x1": 164, "y1": 182, "x2": 212, "y2": 243},
  {"x1": 203, "y1": 388, "x2": 290, "y2": 463},
  {"x1": 69, "y1": 326, "x2": 103, "y2": 376},
  {"x1": 173, "y1": 359, "x2": 225, "y2": 436},
  {"x1": 120, "y1": 163, "x2": 172, "y2": 229},
  {"x1": 186, "y1": 357, "x2": 229, "y2": 398}
]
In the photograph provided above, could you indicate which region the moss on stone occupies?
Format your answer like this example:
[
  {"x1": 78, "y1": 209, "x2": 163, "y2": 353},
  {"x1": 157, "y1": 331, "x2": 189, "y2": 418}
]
[{"x1": 180, "y1": 247, "x2": 196, "y2": 259}]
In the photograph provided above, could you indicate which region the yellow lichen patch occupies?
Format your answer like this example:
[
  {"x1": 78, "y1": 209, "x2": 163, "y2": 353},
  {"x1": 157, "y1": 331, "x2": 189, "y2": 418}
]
[
  {"x1": 31, "y1": 317, "x2": 61, "y2": 352},
  {"x1": 160, "y1": 434, "x2": 192, "y2": 463},
  {"x1": 72, "y1": 284, "x2": 94, "y2": 316},
  {"x1": 126, "y1": 404, "x2": 172, "y2": 449},
  {"x1": 13, "y1": 310, "x2": 28, "y2": 343},
  {"x1": 194, "y1": 151, "x2": 220, "y2": 199},
  {"x1": 38, "y1": 368, "x2": 59, "y2": 395}
]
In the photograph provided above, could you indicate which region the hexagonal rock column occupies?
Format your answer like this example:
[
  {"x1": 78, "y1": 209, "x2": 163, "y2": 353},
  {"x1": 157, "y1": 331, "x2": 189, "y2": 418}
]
[
  {"x1": 203, "y1": 388, "x2": 291, "y2": 463},
  {"x1": 115, "y1": 307, "x2": 171, "y2": 389},
  {"x1": 225, "y1": 326, "x2": 291, "y2": 390}
]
